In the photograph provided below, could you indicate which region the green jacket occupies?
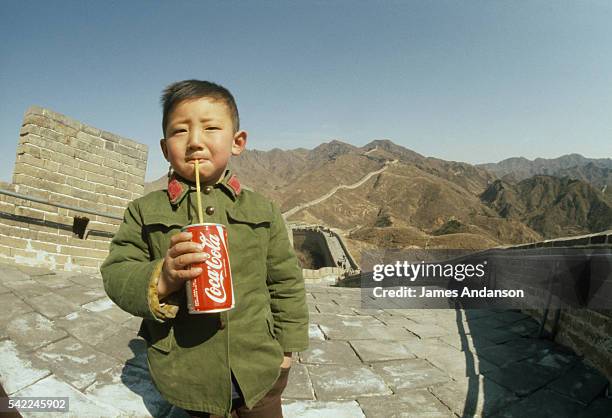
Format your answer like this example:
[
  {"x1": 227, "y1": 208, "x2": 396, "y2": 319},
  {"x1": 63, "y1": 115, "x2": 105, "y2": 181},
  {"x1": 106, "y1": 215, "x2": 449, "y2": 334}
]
[{"x1": 101, "y1": 170, "x2": 309, "y2": 416}]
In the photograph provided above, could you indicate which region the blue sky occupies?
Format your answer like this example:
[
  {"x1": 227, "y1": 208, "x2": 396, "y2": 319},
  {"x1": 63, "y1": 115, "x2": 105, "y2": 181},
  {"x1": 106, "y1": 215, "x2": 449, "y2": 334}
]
[{"x1": 1, "y1": 1, "x2": 611, "y2": 182}]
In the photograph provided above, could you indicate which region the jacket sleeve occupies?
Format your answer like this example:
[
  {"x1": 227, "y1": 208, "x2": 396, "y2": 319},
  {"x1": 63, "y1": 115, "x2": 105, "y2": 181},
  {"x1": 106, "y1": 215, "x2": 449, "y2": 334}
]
[
  {"x1": 266, "y1": 202, "x2": 309, "y2": 352},
  {"x1": 100, "y1": 199, "x2": 178, "y2": 322}
]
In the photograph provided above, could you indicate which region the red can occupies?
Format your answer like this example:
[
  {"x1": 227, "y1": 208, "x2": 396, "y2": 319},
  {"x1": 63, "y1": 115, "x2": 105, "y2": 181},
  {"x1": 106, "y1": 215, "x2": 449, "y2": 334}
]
[{"x1": 182, "y1": 223, "x2": 234, "y2": 314}]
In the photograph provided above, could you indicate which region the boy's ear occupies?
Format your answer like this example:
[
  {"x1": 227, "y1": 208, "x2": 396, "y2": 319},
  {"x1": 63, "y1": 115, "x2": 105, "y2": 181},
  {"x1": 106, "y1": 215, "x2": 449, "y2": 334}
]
[
  {"x1": 160, "y1": 139, "x2": 169, "y2": 161},
  {"x1": 231, "y1": 130, "x2": 247, "y2": 156}
]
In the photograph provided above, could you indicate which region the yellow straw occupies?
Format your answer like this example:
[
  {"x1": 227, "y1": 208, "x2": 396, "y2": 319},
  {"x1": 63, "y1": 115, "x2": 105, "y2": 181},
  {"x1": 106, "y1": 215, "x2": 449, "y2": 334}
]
[{"x1": 194, "y1": 160, "x2": 204, "y2": 224}]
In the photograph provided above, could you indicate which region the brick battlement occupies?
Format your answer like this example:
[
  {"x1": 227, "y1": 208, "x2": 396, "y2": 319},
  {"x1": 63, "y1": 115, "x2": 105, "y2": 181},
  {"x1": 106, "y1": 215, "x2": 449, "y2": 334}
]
[
  {"x1": 0, "y1": 106, "x2": 148, "y2": 272},
  {"x1": 501, "y1": 232, "x2": 612, "y2": 382}
]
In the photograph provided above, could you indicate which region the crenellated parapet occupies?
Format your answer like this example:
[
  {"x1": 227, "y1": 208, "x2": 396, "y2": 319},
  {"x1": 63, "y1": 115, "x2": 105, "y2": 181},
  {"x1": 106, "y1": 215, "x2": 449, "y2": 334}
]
[
  {"x1": 0, "y1": 106, "x2": 148, "y2": 272},
  {"x1": 289, "y1": 222, "x2": 360, "y2": 282},
  {"x1": 502, "y1": 230, "x2": 612, "y2": 382}
]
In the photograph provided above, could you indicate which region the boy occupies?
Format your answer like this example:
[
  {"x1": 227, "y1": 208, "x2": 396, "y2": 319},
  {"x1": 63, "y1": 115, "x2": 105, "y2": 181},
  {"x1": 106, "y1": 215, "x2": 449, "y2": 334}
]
[{"x1": 101, "y1": 80, "x2": 309, "y2": 417}]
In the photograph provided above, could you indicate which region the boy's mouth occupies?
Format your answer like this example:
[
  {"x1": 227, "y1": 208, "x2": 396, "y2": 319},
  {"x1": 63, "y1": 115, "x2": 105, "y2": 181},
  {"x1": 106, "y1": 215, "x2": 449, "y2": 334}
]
[{"x1": 186, "y1": 157, "x2": 208, "y2": 164}]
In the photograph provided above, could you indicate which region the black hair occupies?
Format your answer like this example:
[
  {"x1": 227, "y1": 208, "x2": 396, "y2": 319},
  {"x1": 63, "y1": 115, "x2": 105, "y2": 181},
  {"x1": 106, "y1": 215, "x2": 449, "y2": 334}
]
[{"x1": 160, "y1": 79, "x2": 240, "y2": 136}]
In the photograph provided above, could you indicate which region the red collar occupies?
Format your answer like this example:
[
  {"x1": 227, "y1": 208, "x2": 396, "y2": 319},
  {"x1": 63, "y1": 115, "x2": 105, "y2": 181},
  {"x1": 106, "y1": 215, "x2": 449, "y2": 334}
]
[{"x1": 167, "y1": 170, "x2": 242, "y2": 205}]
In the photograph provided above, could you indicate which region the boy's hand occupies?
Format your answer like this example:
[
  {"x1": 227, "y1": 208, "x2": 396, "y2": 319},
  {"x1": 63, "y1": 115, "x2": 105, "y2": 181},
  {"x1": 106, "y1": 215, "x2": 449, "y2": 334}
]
[
  {"x1": 158, "y1": 231, "x2": 208, "y2": 300},
  {"x1": 281, "y1": 352, "x2": 293, "y2": 369}
]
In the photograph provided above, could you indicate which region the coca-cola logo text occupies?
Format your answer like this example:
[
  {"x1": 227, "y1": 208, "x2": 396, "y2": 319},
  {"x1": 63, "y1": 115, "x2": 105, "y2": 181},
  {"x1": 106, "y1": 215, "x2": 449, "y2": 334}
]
[{"x1": 199, "y1": 231, "x2": 227, "y2": 304}]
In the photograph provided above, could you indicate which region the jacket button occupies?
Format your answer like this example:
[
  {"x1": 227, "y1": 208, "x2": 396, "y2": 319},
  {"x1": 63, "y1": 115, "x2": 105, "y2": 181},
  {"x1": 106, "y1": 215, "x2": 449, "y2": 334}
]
[
  {"x1": 203, "y1": 185, "x2": 213, "y2": 194},
  {"x1": 205, "y1": 206, "x2": 215, "y2": 216}
]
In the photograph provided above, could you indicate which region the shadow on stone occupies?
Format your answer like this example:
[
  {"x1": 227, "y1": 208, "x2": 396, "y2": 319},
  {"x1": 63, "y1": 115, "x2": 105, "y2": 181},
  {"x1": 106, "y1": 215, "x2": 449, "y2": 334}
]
[
  {"x1": 118, "y1": 338, "x2": 178, "y2": 418},
  {"x1": 454, "y1": 305, "x2": 608, "y2": 418}
]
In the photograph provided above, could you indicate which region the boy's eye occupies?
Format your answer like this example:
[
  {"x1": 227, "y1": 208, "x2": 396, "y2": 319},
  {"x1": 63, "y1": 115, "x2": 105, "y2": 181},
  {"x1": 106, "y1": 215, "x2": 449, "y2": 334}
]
[
  {"x1": 205, "y1": 127, "x2": 220, "y2": 131},
  {"x1": 173, "y1": 129, "x2": 187, "y2": 134}
]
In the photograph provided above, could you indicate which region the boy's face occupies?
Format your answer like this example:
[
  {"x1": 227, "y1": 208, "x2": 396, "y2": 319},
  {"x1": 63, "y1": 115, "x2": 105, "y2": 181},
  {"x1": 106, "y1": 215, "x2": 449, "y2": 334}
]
[{"x1": 161, "y1": 97, "x2": 247, "y2": 185}]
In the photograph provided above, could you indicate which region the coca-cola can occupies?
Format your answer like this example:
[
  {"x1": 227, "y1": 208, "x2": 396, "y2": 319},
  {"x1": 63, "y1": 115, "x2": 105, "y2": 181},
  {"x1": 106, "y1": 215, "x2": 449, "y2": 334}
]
[{"x1": 181, "y1": 223, "x2": 234, "y2": 314}]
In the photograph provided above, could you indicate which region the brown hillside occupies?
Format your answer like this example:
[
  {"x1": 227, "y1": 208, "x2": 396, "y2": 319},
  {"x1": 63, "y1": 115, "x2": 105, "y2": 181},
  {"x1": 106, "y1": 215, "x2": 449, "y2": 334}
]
[
  {"x1": 145, "y1": 140, "x2": 607, "y2": 257},
  {"x1": 294, "y1": 162, "x2": 540, "y2": 249},
  {"x1": 481, "y1": 175, "x2": 612, "y2": 238},
  {"x1": 479, "y1": 154, "x2": 612, "y2": 202}
]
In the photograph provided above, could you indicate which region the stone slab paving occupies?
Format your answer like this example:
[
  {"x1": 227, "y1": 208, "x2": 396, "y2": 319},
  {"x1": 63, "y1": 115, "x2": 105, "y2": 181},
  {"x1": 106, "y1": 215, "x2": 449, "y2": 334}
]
[
  {"x1": 578, "y1": 397, "x2": 612, "y2": 417},
  {"x1": 463, "y1": 316, "x2": 509, "y2": 330},
  {"x1": 3, "y1": 279, "x2": 54, "y2": 299},
  {"x1": 63, "y1": 272, "x2": 106, "y2": 289},
  {"x1": 357, "y1": 389, "x2": 454, "y2": 418},
  {"x1": 0, "y1": 293, "x2": 33, "y2": 339},
  {"x1": 83, "y1": 297, "x2": 135, "y2": 324},
  {"x1": 0, "y1": 263, "x2": 610, "y2": 417},
  {"x1": 504, "y1": 318, "x2": 541, "y2": 337},
  {"x1": 53, "y1": 285, "x2": 107, "y2": 306},
  {"x1": 350, "y1": 339, "x2": 416, "y2": 363},
  {"x1": 0, "y1": 340, "x2": 50, "y2": 395},
  {"x1": 0, "y1": 282, "x2": 10, "y2": 295},
  {"x1": 371, "y1": 359, "x2": 451, "y2": 392},
  {"x1": 300, "y1": 340, "x2": 363, "y2": 365},
  {"x1": 491, "y1": 389, "x2": 585, "y2": 418},
  {"x1": 308, "y1": 364, "x2": 392, "y2": 400},
  {"x1": 84, "y1": 364, "x2": 175, "y2": 417},
  {"x1": 13, "y1": 375, "x2": 124, "y2": 418},
  {"x1": 430, "y1": 376, "x2": 518, "y2": 417},
  {"x1": 283, "y1": 363, "x2": 315, "y2": 400},
  {"x1": 283, "y1": 400, "x2": 365, "y2": 417},
  {"x1": 54, "y1": 310, "x2": 119, "y2": 346},
  {"x1": 32, "y1": 273, "x2": 78, "y2": 290},
  {"x1": 404, "y1": 323, "x2": 452, "y2": 339},
  {"x1": 367, "y1": 324, "x2": 421, "y2": 342},
  {"x1": 6, "y1": 312, "x2": 68, "y2": 351},
  {"x1": 548, "y1": 361, "x2": 610, "y2": 405},
  {"x1": 475, "y1": 343, "x2": 536, "y2": 368},
  {"x1": 428, "y1": 352, "x2": 499, "y2": 382},
  {"x1": 315, "y1": 303, "x2": 358, "y2": 315},
  {"x1": 467, "y1": 327, "x2": 524, "y2": 344},
  {"x1": 435, "y1": 333, "x2": 497, "y2": 352},
  {"x1": 94, "y1": 329, "x2": 149, "y2": 370},
  {"x1": 34, "y1": 337, "x2": 118, "y2": 391},
  {"x1": 27, "y1": 293, "x2": 80, "y2": 319},
  {"x1": 307, "y1": 323, "x2": 326, "y2": 341},
  {"x1": 480, "y1": 361, "x2": 563, "y2": 397}
]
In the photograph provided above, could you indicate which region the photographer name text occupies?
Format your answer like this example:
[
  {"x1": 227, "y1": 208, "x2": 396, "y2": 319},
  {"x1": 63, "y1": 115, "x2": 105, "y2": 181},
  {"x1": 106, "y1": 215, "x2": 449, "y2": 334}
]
[{"x1": 372, "y1": 286, "x2": 525, "y2": 298}]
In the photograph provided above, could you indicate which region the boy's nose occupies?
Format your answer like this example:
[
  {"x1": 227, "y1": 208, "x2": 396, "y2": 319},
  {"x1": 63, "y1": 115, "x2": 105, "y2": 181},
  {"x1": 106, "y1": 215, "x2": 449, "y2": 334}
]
[{"x1": 187, "y1": 130, "x2": 205, "y2": 149}]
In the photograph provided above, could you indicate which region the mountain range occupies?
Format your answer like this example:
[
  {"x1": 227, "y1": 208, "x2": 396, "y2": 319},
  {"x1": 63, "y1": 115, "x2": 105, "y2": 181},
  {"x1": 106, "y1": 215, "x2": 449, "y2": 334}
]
[
  {"x1": 479, "y1": 154, "x2": 612, "y2": 202},
  {"x1": 145, "y1": 140, "x2": 612, "y2": 257}
]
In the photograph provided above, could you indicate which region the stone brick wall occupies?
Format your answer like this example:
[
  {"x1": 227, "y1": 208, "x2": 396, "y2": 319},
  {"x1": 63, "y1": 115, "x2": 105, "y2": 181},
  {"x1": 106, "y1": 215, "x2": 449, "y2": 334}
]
[
  {"x1": 532, "y1": 308, "x2": 612, "y2": 381},
  {"x1": 293, "y1": 228, "x2": 336, "y2": 268},
  {"x1": 325, "y1": 228, "x2": 359, "y2": 272},
  {"x1": 291, "y1": 226, "x2": 359, "y2": 270},
  {"x1": 502, "y1": 231, "x2": 612, "y2": 381},
  {"x1": 290, "y1": 225, "x2": 360, "y2": 283},
  {"x1": 303, "y1": 267, "x2": 344, "y2": 283},
  {"x1": 0, "y1": 106, "x2": 148, "y2": 272}
]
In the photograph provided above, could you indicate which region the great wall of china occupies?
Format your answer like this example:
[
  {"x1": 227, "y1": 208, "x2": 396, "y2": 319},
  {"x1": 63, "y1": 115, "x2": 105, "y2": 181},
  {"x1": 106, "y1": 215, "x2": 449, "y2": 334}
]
[
  {"x1": 0, "y1": 105, "x2": 358, "y2": 281},
  {"x1": 0, "y1": 106, "x2": 145, "y2": 272},
  {"x1": 0, "y1": 106, "x2": 610, "y2": 385}
]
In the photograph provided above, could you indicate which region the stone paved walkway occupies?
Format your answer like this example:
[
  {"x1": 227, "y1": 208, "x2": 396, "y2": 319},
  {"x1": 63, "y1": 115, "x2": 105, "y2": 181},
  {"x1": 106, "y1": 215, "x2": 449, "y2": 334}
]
[{"x1": 0, "y1": 262, "x2": 610, "y2": 417}]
